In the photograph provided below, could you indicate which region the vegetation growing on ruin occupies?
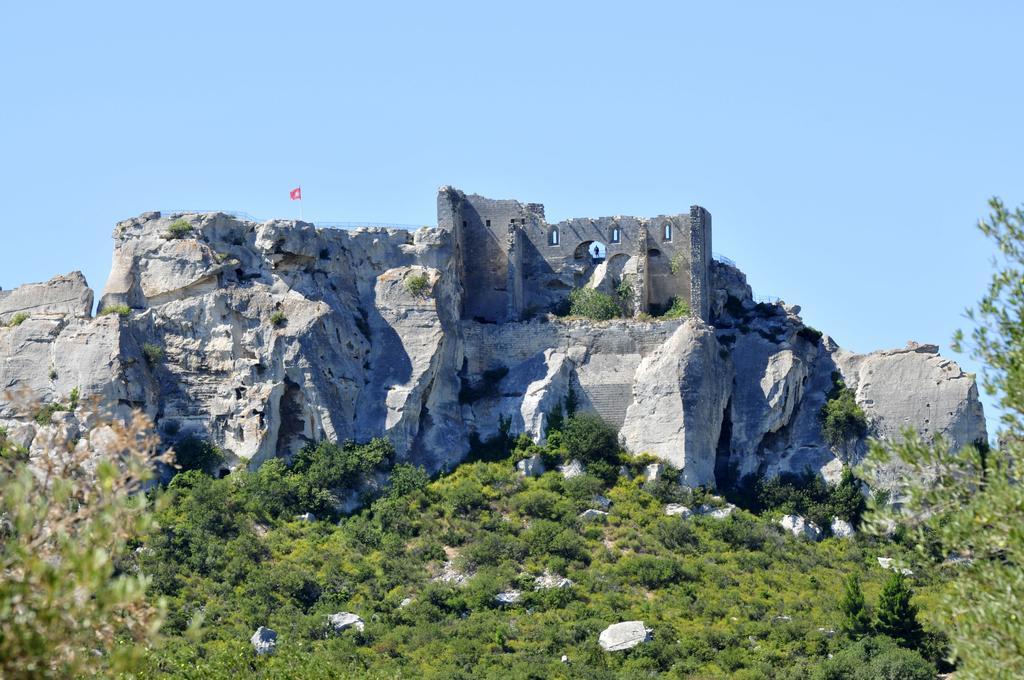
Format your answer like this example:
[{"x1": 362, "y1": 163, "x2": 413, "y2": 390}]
[
  {"x1": 567, "y1": 287, "x2": 622, "y2": 321},
  {"x1": 269, "y1": 311, "x2": 287, "y2": 327},
  {"x1": 164, "y1": 219, "x2": 194, "y2": 240},
  {"x1": 660, "y1": 296, "x2": 691, "y2": 320},
  {"x1": 820, "y1": 374, "x2": 868, "y2": 447}
]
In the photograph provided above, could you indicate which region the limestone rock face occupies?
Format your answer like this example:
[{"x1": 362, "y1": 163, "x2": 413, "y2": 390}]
[
  {"x1": 619, "y1": 320, "x2": 733, "y2": 486},
  {"x1": 0, "y1": 208, "x2": 987, "y2": 499},
  {"x1": 599, "y1": 621, "x2": 652, "y2": 652},
  {"x1": 0, "y1": 271, "x2": 94, "y2": 324}
]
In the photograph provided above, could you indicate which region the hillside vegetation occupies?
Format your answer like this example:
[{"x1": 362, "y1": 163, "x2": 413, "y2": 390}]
[{"x1": 131, "y1": 417, "x2": 946, "y2": 679}]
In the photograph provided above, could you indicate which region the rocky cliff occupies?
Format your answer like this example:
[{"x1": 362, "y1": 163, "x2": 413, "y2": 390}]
[{"x1": 0, "y1": 207, "x2": 986, "y2": 489}]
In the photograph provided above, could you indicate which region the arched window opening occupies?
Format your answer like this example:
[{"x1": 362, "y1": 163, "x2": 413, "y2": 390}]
[
  {"x1": 662, "y1": 223, "x2": 672, "y2": 241},
  {"x1": 549, "y1": 228, "x2": 559, "y2": 246},
  {"x1": 610, "y1": 226, "x2": 621, "y2": 244}
]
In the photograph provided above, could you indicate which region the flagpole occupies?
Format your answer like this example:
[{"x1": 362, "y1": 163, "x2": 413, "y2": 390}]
[{"x1": 299, "y1": 186, "x2": 303, "y2": 222}]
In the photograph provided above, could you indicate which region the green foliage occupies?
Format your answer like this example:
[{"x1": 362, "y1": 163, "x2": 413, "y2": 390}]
[
  {"x1": 814, "y1": 635, "x2": 934, "y2": 680},
  {"x1": 560, "y1": 412, "x2": 620, "y2": 465},
  {"x1": 864, "y1": 198, "x2": 1024, "y2": 678},
  {"x1": 33, "y1": 388, "x2": 80, "y2": 425},
  {"x1": 798, "y1": 325, "x2": 824, "y2": 344},
  {"x1": 143, "y1": 342, "x2": 165, "y2": 365},
  {"x1": 405, "y1": 273, "x2": 430, "y2": 298},
  {"x1": 875, "y1": 572, "x2": 923, "y2": 649},
  {"x1": 269, "y1": 310, "x2": 287, "y2": 327},
  {"x1": 839, "y1": 574, "x2": 871, "y2": 639},
  {"x1": 164, "y1": 219, "x2": 193, "y2": 239},
  {"x1": 670, "y1": 251, "x2": 687, "y2": 275},
  {"x1": 660, "y1": 296, "x2": 691, "y2": 319},
  {"x1": 7, "y1": 312, "x2": 29, "y2": 327},
  {"x1": 820, "y1": 373, "x2": 868, "y2": 447},
  {"x1": 99, "y1": 304, "x2": 132, "y2": 317},
  {"x1": 0, "y1": 405, "x2": 166, "y2": 677},
  {"x1": 173, "y1": 436, "x2": 224, "y2": 473},
  {"x1": 728, "y1": 467, "x2": 867, "y2": 530},
  {"x1": 567, "y1": 287, "x2": 621, "y2": 320}
]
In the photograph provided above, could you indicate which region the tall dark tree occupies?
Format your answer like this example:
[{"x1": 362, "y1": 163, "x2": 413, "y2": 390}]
[
  {"x1": 875, "y1": 572, "x2": 923, "y2": 648},
  {"x1": 839, "y1": 573, "x2": 871, "y2": 639}
]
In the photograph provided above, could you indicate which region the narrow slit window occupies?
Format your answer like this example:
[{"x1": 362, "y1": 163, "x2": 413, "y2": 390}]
[
  {"x1": 663, "y1": 223, "x2": 672, "y2": 241},
  {"x1": 549, "y1": 228, "x2": 559, "y2": 246},
  {"x1": 486, "y1": 219, "x2": 491, "y2": 227},
  {"x1": 610, "y1": 226, "x2": 621, "y2": 244}
]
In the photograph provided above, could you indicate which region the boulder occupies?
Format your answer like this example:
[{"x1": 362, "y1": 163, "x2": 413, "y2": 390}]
[
  {"x1": 830, "y1": 517, "x2": 855, "y2": 538},
  {"x1": 328, "y1": 612, "x2": 364, "y2": 633},
  {"x1": 516, "y1": 454, "x2": 545, "y2": 478},
  {"x1": 579, "y1": 509, "x2": 608, "y2": 521},
  {"x1": 644, "y1": 463, "x2": 665, "y2": 482},
  {"x1": 598, "y1": 621, "x2": 652, "y2": 652},
  {"x1": 780, "y1": 514, "x2": 823, "y2": 541},
  {"x1": 877, "y1": 557, "x2": 914, "y2": 576},
  {"x1": 494, "y1": 590, "x2": 522, "y2": 605},
  {"x1": 591, "y1": 494, "x2": 612, "y2": 510},
  {"x1": 664, "y1": 504, "x2": 693, "y2": 518},
  {"x1": 250, "y1": 626, "x2": 277, "y2": 655},
  {"x1": 558, "y1": 459, "x2": 585, "y2": 479},
  {"x1": 696, "y1": 503, "x2": 737, "y2": 519},
  {"x1": 533, "y1": 570, "x2": 574, "y2": 590},
  {"x1": 295, "y1": 512, "x2": 316, "y2": 522}
]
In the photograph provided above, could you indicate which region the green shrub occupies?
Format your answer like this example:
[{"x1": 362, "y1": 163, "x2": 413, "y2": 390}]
[
  {"x1": 797, "y1": 326, "x2": 823, "y2": 344},
  {"x1": 567, "y1": 287, "x2": 621, "y2": 320},
  {"x1": 616, "y1": 554, "x2": 684, "y2": 588},
  {"x1": 405, "y1": 273, "x2": 430, "y2": 298},
  {"x1": 821, "y1": 374, "x2": 868, "y2": 447},
  {"x1": 7, "y1": 312, "x2": 29, "y2": 327},
  {"x1": 164, "y1": 219, "x2": 193, "y2": 239},
  {"x1": 142, "y1": 342, "x2": 165, "y2": 365},
  {"x1": 561, "y1": 413, "x2": 620, "y2": 465},
  {"x1": 660, "y1": 297, "x2": 691, "y2": 319},
  {"x1": 99, "y1": 304, "x2": 131, "y2": 317},
  {"x1": 269, "y1": 311, "x2": 287, "y2": 327},
  {"x1": 173, "y1": 437, "x2": 224, "y2": 473},
  {"x1": 670, "y1": 251, "x2": 687, "y2": 275}
]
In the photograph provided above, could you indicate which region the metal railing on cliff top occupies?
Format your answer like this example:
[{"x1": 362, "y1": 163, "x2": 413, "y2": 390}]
[{"x1": 160, "y1": 209, "x2": 427, "y2": 231}]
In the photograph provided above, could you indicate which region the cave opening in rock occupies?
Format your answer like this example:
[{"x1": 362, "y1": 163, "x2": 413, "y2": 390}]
[{"x1": 714, "y1": 398, "x2": 736, "y2": 491}]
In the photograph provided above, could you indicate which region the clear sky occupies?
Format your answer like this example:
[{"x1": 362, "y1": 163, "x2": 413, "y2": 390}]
[{"x1": 2, "y1": 1, "x2": 1021, "y2": 434}]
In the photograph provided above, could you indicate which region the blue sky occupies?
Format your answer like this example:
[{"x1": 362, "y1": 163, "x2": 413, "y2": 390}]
[{"x1": 2, "y1": 1, "x2": 1021, "y2": 434}]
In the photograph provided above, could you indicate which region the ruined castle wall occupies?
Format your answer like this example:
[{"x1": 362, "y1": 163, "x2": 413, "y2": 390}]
[{"x1": 440, "y1": 188, "x2": 710, "y2": 321}]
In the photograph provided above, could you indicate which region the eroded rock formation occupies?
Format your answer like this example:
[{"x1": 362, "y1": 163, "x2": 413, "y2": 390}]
[{"x1": 0, "y1": 191, "x2": 986, "y2": 490}]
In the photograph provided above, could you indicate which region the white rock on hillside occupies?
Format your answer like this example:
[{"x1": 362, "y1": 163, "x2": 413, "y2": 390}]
[
  {"x1": 830, "y1": 517, "x2": 855, "y2": 538},
  {"x1": 780, "y1": 514, "x2": 823, "y2": 541},
  {"x1": 328, "y1": 612, "x2": 364, "y2": 633},
  {"x1": 516, "y1": 454, "x2": 545, "y2": 477},
  {"x1": 251, "y1": 626, "x2": 277, "y2": 655},
  {"x1": 599, "y1": 621, "x2": 652, "y2": 651},
  {"x1": 664, "y1": 504, "x2": 693, "y2": 518}
]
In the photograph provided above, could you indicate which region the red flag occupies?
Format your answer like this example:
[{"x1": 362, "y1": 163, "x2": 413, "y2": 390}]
[{"x1": 290, "y1": 187, "x2": 302, "y2": 201}]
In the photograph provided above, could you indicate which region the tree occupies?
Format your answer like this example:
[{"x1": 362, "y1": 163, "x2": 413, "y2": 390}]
[
  {"x1": 560, "y1": 413, "x2": 619, "y2": 465},
  {"x1": 865, "y1": 198, "x2": 1024, "y2": 676},
  {"x1": 875, "y1": 572, "x2": 923, "y2": 648},
  {"x1": 839, "y1": 574, "x2": 871, "y2": 639},
  {"x1": 0, "y1": 403, "x2": 167, "y2": 677}
]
